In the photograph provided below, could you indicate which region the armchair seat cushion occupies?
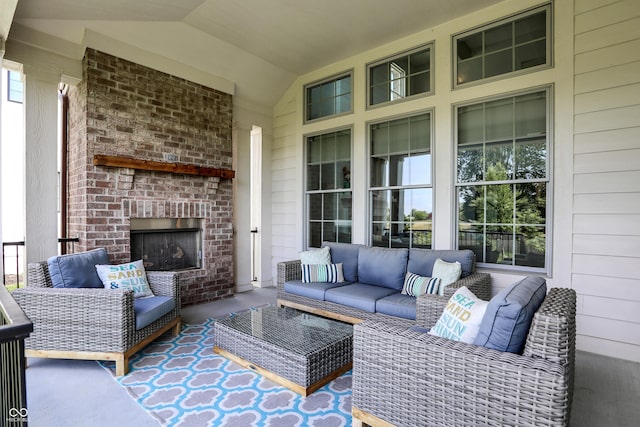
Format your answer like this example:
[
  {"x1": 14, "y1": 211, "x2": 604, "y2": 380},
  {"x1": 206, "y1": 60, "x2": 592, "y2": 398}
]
[
  {"x1": 284, "y1": 280, "x2": 349, "y2": 300},
  {"x1": 134, "y1": 296, "x2": 176, "y2": 330},
  {"x1": 48, "y1": 248, "x2": 109, "y2": 289},
  {"x1": 325, "y1": 283, "x2": 398, "y2": 313},
  {"x1": 375, "y1": 293, "x2": 416, "y2": 320}
]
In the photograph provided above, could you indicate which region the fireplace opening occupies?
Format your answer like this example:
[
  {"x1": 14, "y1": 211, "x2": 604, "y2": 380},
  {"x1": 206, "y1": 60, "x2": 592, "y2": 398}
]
[{"x1": 130, "y1": 218, "x2": 202, "y2": 271}]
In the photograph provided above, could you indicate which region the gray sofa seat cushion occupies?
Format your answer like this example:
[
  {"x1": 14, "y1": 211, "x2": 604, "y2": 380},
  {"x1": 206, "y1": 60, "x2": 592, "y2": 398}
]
[
  {"x1": 48, "y1": 248, "x2": 110, "y2": 288},
  {"x1": 358, "y1": 247, "x2": 408, "y2": 290},
  {"x1": 284, "y1": 280, "x2": 350, "y2": 300},
  {"x1": 408, "y1": 249, "x2": 475, "y2": 278},
  {"x1": 325, "y1": 283, "x2": 398, "y2": 313},
  {"x1": 473, "y1": 276, "x2": 547, "y2": 353},
  {"x1": 375, "y1": 293, "x2": 416, "y2": 320},
  {"x1": 323, "y1": 241, "x2": 363, "y2": 283},
  {"x1": 134, "y1": 296, "x2": 176, "y2": 330}
]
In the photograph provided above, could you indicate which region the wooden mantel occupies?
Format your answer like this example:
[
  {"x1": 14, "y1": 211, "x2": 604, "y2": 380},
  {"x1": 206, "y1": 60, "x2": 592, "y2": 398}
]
[{"x1": 93, "y1": 154, "x2": 235, "y2": 179}]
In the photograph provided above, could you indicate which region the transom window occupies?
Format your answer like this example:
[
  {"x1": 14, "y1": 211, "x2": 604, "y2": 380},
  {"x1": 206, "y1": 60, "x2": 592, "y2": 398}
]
[
  {"x1": 454, "y1": 4, "x2": 551, "y2": 88},
  {"x1": 370, "y1": 112, "x2": 433, "y2": 248},
  {"x1": 306, "y1": 129, "x2": 352, "y2": 247},
  {"x1": 305, "y1": 73, "x2": 352, "y2": 122},
  {"x1": 456, "y1": 89, "x2": 550, "y2": 271},
  {"x1": 368, "y1": 45, "x2": 433, "y2": 106}
]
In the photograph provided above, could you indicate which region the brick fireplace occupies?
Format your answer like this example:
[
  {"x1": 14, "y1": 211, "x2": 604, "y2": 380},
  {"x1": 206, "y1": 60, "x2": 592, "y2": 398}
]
[{"x1": 66, "y1": 49, "x2": 234, "y2": 306}]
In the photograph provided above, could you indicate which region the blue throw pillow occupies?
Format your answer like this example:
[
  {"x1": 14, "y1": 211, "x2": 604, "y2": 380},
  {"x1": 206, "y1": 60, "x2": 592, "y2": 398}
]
[
  {"x1": 48, "y1": 248, "x2": 109, "y2": 288},
  {"x1": 473, "y1": 276, "x2": 547, "y2": 354}
]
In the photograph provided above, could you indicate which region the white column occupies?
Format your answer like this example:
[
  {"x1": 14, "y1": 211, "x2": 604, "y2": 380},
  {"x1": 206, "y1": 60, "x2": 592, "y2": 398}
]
[{"x1": 23, "y1": 66, "x2": 58, "y2": 263}]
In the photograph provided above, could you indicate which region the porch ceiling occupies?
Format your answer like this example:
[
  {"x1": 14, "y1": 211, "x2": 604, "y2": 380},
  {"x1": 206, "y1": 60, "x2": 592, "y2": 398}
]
[{"x1": 10, "y1": 0, "x2": 504, "y2": 107}]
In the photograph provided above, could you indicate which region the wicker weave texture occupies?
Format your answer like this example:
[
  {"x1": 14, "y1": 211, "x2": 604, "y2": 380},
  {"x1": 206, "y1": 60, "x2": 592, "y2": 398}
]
[
  {"x1": 214, "y1": 307, "x2": 353, "y2": 387},
  {"x1": 352, "y1": 287, "x2": 577, "y2": 427},
  {"x1": 13, "y1": 261, "x2": 181, "y2": 354}
]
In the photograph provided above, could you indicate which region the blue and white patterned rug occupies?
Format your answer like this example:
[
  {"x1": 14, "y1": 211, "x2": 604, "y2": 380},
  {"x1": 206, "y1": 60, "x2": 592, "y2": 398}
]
[{"x1": 102, "y1": 315, "x2": 352, "y2": 426}]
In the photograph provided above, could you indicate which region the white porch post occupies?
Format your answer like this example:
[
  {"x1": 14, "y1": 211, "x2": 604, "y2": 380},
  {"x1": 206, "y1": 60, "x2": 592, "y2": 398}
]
[{"x1": 23, "y1": 66, "x2": 58, "y2": 263}]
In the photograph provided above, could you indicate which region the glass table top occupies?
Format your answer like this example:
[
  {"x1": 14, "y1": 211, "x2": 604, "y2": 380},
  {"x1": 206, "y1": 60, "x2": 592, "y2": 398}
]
[{"x1": 216, "y1": 306, "x2": 353, "y2": 356}]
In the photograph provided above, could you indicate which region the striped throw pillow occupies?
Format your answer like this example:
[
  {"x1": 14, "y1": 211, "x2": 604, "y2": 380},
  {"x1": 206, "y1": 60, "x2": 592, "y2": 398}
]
[
  {"x1": 401, "y1": 271, "x2": 440, "y2": 297},
  {"x1": 301, "y1": 263, "x2": 344, "y2": 283}
]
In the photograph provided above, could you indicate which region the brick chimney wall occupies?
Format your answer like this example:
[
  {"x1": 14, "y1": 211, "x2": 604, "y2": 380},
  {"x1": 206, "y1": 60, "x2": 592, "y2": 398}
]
[{"x1": 66, "y1": 49, "x2": 234, "y2": 306}]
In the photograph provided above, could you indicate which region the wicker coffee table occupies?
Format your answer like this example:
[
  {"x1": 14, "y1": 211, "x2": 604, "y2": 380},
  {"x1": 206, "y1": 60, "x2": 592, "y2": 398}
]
[{"x1": 213, "y1": 305, "x2": 353, "y2": 396}]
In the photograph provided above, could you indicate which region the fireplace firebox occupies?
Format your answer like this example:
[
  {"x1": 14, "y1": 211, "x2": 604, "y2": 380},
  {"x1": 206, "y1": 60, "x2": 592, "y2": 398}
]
[{"x1": 130, "y1": 218, "x2": 202, "y2": 271}]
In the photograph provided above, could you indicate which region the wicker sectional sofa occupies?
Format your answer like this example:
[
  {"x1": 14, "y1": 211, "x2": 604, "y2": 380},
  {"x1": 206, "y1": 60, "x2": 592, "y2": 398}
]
[{"x1": 277, "y1": 242, "x2": 491, "y2": 325}]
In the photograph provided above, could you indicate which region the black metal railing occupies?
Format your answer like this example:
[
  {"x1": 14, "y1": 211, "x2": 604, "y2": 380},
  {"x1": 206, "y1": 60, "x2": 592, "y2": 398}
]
[
  {"x1": 0, "y1": 284, "x2": 33, "y2": 426},
  {"x1": 2, "y1": 242, "x2": 25, "y2": 287}
]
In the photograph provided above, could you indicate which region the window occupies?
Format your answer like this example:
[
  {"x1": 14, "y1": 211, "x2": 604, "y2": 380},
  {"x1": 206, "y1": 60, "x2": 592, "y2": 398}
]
[
  {"x1": 454, "y1": 5, "x2": 551, "y2": 87},
  {"x1": 305, "y1": 73, "x2": 352, "y2": 122},
  {"x1": 7, "y1": 70, "x2": 24, "y2": 103},
  {"x1": 370, "y1": 112, "x2": 433, "y2": 248},
  {"x1": 306, "y1": 129, "x2": 352, "y2": 247},
  {"x1": 456, "y1": 89, "x2": 550, "y2": 270},
  {"x1": 368, "y1": 45, "x2": 433, "y2": 106}
]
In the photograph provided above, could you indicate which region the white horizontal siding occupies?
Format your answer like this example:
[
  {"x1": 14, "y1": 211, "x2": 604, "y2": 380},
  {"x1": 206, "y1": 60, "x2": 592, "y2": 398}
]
[
  {"x1": 574, "y1": 214, "x2": 640, "y2": 235},
  {"x1": 572, "y1": 0, "x2": 640, "y2": 363}
]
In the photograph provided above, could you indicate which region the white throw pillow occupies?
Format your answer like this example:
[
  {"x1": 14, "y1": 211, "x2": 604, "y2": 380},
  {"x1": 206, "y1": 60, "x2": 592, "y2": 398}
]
[
  {"x1": 96, "y1": 259, "x2": 154, "y2": 298},
  {"x1": 299, "y1": 246, "x2": 331, "y2": 265},
  {"x1": 429, "y1": 286, "x2": 488, "y2": 343},
  {"x1": 432, "y1": 258, "x2": 462, "y2": 296}
]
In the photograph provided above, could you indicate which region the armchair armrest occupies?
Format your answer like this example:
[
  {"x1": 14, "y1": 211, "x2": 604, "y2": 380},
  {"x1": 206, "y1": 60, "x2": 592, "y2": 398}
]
[
  {"x1": 12, "y1": 287, "x2": 136, "y2": 352},
  {"x1": 416, "y1": 272, "x2": 491, "y2": 327}
]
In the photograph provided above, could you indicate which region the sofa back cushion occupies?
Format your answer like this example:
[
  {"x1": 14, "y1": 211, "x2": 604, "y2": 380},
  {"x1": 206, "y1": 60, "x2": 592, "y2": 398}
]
[
  {"x1": 322, "y1": 241, "x2": 363, "y2": 283},
  {"x1": 408, "y1": 249, "x2": 475, "y2": 278},
  {"x1": 473, "y1": 275, "x2": 547, "y2": 354},
  {"x1": 48, "y1": 248, "x2": 109, "y2": 289},
  {"x1": 357, "y1": 247, "x2": 408, "y2": 290}
]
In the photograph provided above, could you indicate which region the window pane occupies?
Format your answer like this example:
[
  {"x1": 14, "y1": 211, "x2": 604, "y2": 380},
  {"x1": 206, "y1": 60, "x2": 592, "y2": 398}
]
[
  {"x1": 457, "y1": 58, "x2": 483, "y2": 85},
  {"x1": 321, "y1": 134, "x2": 336, "y2": 162},
  {"x1": 458, "y1": 104, "x2": 484, "y2": 144},
  {"x1": 369, "y1": 46, "x2": 432, "y2": 106},
  {"x1": 389, "y1": 154, "x2": 406, "y2": 187},
  {"x1": 515, "y1": 40, "x2": 546, "y2": 70},
  {"x1": 323, "y1": 222, "x2": 337, "y2": 242},
  {"x1": 485, "y1": 98, "x2": 513, "y2": 141},
  {"x1": 485, "y1": 23, "x2": 512, "y2": 53},
  {"x1": 320, "y1": 163, "x2": 335, "y2": 190},
  {"x1": 305, "y1": 74, "x2": 352, "y2": 121},
  {"x1": 309, "y1": 194, "x2": 322, "y2": 221},
  {"x1": 307, "y1": 164, "x2": 320, "y2": 191},
  {"x1": 457, "y1": 33, "x2": 482, "y2": 60},
  {"x1": 515, "y1": 138, "x2": 546, "y2": 179},
  {"x1": 389, "y1": 119, "x2": 409, "y2": 153},
  {"x1": 371, "y1": 190, "x2": 390, "y2": 222},
  {"x1": 485, "y1": 184, "x2": 514, "y2": 224},
  {"x1": 458, "y1": 186, "x2": 483, "y2": 224},
  {"x1": 371, "y1": 223, "x2": 388, "y2": 247},
  {"x1": 407, "y1": 153, "x2": 431, "y2": 185},
  {"x1": 485, "y1": 141, "x2": 513, "y2": 181},
  {"x1": 338, "y1": 192, "x2": 352, "y2": 220},
  {"x1": 410, "y1": 114, "x2": 430, "y2": 151},
  {"x1": 309, "y1": 222, "x2": 322, "y2": 248},
  {"x1": 371, "y1": 123, "x2": 389, "y2": 155},
  {"x1": 514, "y1": 226, "x2": 546, "y2": 267},
  {"x1": 457, "y1": 144, "x2": 483, "y2": 183},
  {"x1": 323, "y1": 193, "x2": 337, "y2": 221},
  {"x1": 487, "y1": 225, "x2": 513, "y2": 264},
  {"x1": 370, "y1": 156, "x2": 388, "y2": 188},
  {"x1": 515, "y1": 92, "x2": 546, "y2": 137},
  {"x1": 515, "y1": 11, "x2": 546, "y2": 44},
  {"x1": 485, "y1": 50, "x2": 513, "y2": 78},
  {"x1": 516, "y1": 183, "x2": 546, "y2": 224}
]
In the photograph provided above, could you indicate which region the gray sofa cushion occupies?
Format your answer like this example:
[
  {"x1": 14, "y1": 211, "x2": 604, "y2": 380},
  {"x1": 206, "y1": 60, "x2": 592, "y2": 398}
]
[
  {"x1": 325, "y1": 283, "x2": 398, "y2": 313},
  {"x1": 284, "y1": 280, "x2": 349, "y2": 300},
  {"x1": 358, "y1": 247, "x2": 408, "y2": 290},
  {"x1": 48, "y1": 248, "x2": 110, "y2": 288},
  {"x1": 375, "y1": 293, "x2": 416, "y2": 320},
  {"x1": 323, "y1": 241, "x2": 363, "y2": 283},
  {"x1": 408, "y1": 249, "x2": 475, "y2": 278}
]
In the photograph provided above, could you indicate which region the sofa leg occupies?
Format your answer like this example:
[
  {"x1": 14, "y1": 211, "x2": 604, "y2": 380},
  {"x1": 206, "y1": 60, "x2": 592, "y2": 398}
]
[
  {"x1": 172, "y1": 318, "x2": 182, "y2": 335},
  {"x1": 115, "y1": 354, "x2": 128, "y2": 376}
]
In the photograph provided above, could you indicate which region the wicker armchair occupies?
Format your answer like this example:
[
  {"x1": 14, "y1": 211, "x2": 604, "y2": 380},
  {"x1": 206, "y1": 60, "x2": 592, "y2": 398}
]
[
  {"x1": 12, "y1": 261, "x2": 181, "y2": 376},
  {"x1": 352, "y1": 287, "x2": 577, "y2": 427}
]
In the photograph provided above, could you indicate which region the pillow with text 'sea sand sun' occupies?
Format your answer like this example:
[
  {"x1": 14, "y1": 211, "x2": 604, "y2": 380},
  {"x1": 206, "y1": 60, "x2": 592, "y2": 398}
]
[{"x1": 96, "y1": 260, "x2": 154, "y2": 298}]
